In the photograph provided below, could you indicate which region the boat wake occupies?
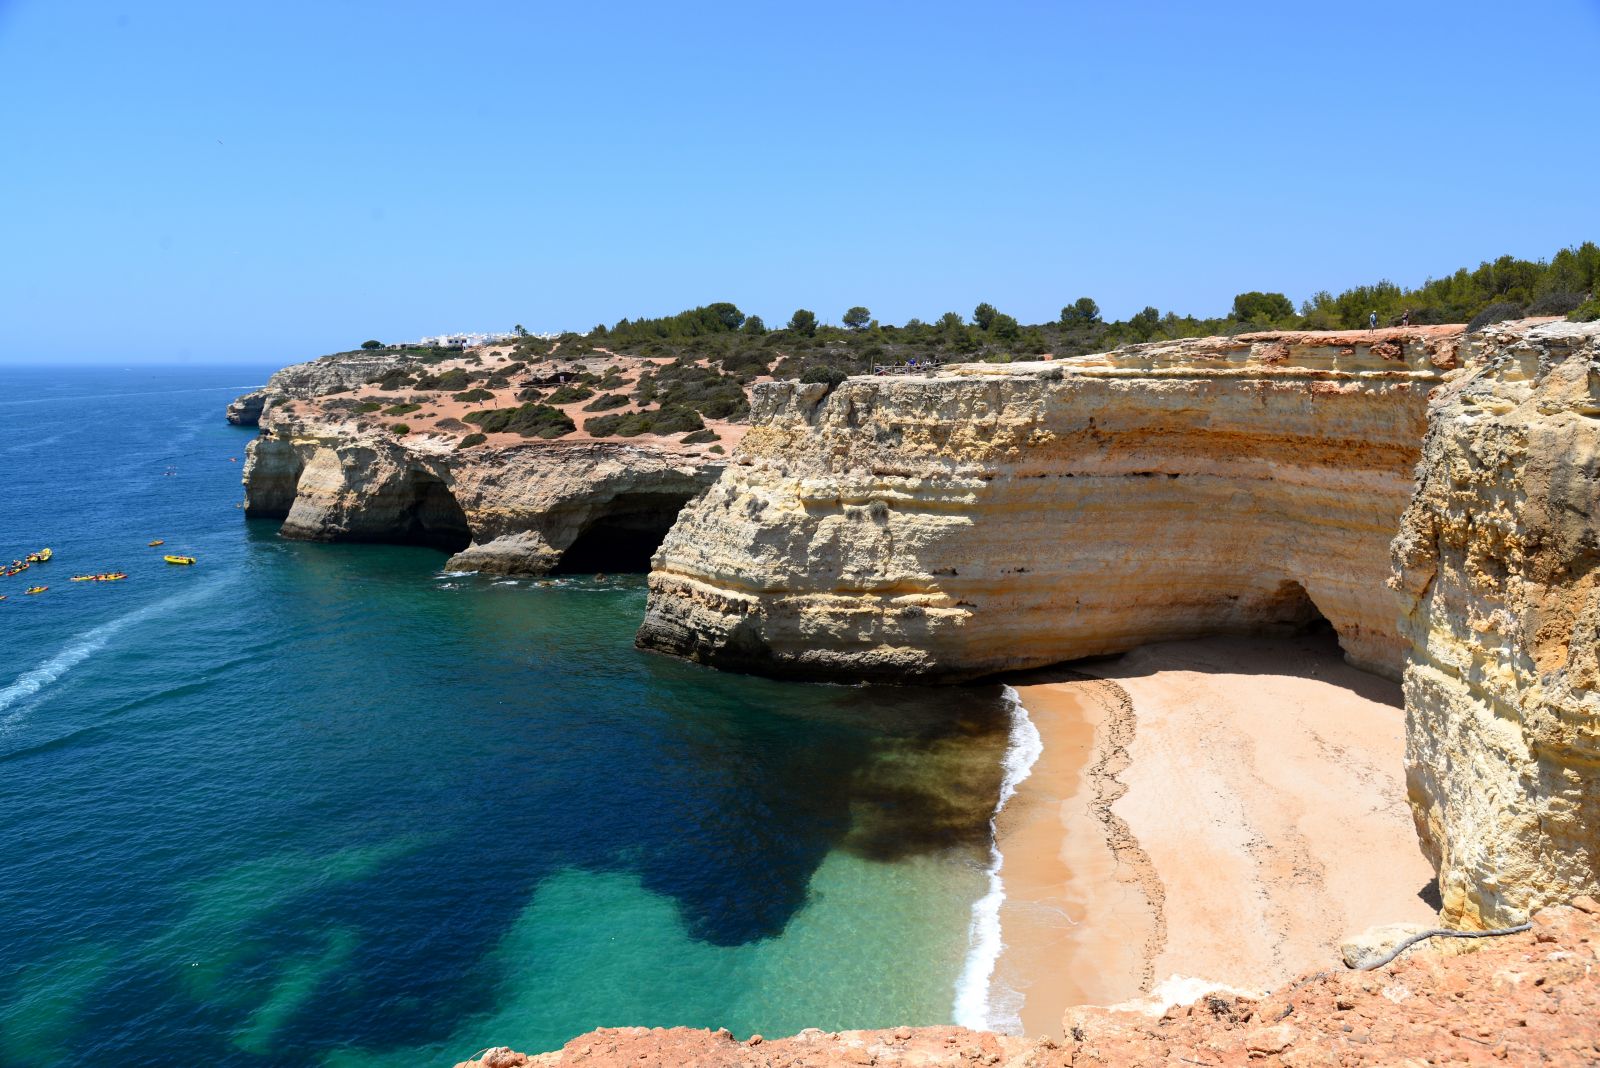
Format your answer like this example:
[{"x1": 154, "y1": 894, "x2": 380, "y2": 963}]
[
  {"x1": 0, "y1": 582, "x2": 223, "y2": 729},
  {"x1": 952, "y1": 685, "x2": 1043, "y2": 1033}
]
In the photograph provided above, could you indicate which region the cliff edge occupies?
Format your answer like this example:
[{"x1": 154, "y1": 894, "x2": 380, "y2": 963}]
[
  {"x1": 638, "y1": 327, "x2": 1462, "y2": 682},
  {"x1": 456, "y1": 901, "x2": 1600, "y2": 1067},
  {"x1": 1393, "y1": 318, "x2": 1600, "y2": 928}
]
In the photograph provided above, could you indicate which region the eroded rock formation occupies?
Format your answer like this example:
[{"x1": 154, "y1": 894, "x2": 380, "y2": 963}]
[
  {"x1": 1393, "y1": 319, "x2": 1600, "y2": 928},
  {"x1": 639, "y1": 329, "x2": 1461, "y2": 682},
  {"x1": 244, "y1": 412, "x2": 718, "y2": 572}
]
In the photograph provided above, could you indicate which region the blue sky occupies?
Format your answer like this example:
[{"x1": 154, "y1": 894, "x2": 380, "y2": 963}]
[{"x1": 2, "y1": 1, "x2": 1597, "y2": 363}]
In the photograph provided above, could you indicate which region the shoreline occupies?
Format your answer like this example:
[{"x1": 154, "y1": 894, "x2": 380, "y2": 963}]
[
  {"x1": 990, "y1": 633, "x2": 1439, "y2": 1037},
  {"x1": 951, "y1": 686, "x2": 1042, "y2": 1032}
]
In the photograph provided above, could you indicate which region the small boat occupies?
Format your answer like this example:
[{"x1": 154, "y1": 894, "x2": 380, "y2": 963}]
[
  {"x1": 149, "y1": 540, "x2": 165, "y2": 547},
  {"x1": 5, "y1": 564, "x2": 29, "y2": 577},
  {"x1": 0, "y1": 594, "x2": 7, "y2": 601},
  {"x1": 164, "y1": 555, "x2": 197, "y2": 566},
  {"x1": 71, "y1": 575, "x2": 97, "y2": 582},
  {"x1": 25, "y1": 548, "x2": 52, "y2": 563},
  {"x1": 100, "y1": 573, "x2": 127, "y2": 581},
  {"x1": 25, "y1": 586, "x2": 47, "y2": 595}
]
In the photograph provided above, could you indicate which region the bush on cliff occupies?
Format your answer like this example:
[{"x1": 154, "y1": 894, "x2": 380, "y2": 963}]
[
  {"x1": 384, "y1": 402, "x2": 421, "y2": 416},
  {"x1": 464, "y1": 403, "x2": 575, "y2": 439},
  {"x1": 800, "y1": 365, "x2": 848, "y2": 387},
  {"x1": 457, "y1": 432, "x2": 488, "y2": 449},
  {"x1": 414, "y1": 368, "x2": 470, "y2": 392},
  {"x1": 546, "y1": 384, "x2": 596, "y2": 404},
  {"x1": 355, "y1": 401, "x2": 383, "y2": 413},
  {"x1": 583, "y1": 405, "x2": 704, "y2": 438},
  {"x1": 389, "y1": 423, "x2": 411, "y2": 435},
  {"x1": 1467, "y1": 302, "x2": 1525, "y2": 332},
  {"x1": 453, "y1": 388, "x2": 495, "y2": 403},
  {"x1": 582, "y1": 392, "x2": 631, "y2": 412}
]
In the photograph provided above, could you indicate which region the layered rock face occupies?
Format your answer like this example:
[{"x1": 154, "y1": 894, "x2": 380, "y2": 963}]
[
  {"x1": 1393, "y1": 319, "x2": 1600, "y2": 928},
  {"x1": 640, "y1": 329, "x2": 1460, "y2": 682},
  {"x1": 244, "y1": 415, "x2": 719, "y2": 572}
]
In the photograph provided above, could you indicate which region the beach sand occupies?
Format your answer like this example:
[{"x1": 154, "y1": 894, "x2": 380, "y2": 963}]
[{"x1": 995, "y1": 631, "x2": 1438, "y2": 1037}]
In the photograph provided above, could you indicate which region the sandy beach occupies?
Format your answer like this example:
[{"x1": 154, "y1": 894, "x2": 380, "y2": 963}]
[{"x1": 994, "y1": 632, "x2": 1438, "y2": 1037}]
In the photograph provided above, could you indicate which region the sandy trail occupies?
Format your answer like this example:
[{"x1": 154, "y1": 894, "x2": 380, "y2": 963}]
[{"x1": 994, "y1": 632, "x2": 1437, "y2": 1037}]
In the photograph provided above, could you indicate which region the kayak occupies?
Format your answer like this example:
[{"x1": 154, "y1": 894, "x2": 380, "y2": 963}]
[
  {"x1": 25, "y1": 548, "x2": 52, "y2": 563},
  {"x1": 97, "y1": 573, "x2": 127, "y2": 581},
  {"x1": 25, "y1": 586, "x2": 47, "y2": 595},
  {"x1": 149, "y1": 539, "x2": 165, "y2": 547},
  {"x1": 164, "y1": 555, "x2": 197, "y2": 566},
  {"x1": 71, "y1": 575, "x2": 96, "y2": 582}
]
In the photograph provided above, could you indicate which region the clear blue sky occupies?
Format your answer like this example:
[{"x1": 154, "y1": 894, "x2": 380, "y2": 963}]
[{"x1": 3, "y1": 1, "x2": 1597, "y2": 363}]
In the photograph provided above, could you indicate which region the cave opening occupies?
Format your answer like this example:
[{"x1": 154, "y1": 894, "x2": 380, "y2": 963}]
[
  {"x1": 1261, "y1": 579, "x2": 1336, "y2": 638},
  {"x1": 404, "y1": 473, "x2": 472, "y2": 554},
  {"x1": 555, "y1": 491, "x2": 696, "y2": 574}
]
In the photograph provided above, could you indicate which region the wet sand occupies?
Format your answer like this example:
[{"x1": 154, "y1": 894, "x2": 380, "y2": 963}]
[{"x1": 995, "y1": 633, "x2": 1438, "y2": 1037}]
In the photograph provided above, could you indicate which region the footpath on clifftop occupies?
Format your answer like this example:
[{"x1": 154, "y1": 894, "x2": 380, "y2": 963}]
[{"x1": 456, "y1": 901, "x2": 1600, "y2": 1067}]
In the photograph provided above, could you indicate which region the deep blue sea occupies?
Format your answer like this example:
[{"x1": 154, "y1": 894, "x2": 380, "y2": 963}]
[{"x1": 0, "y1": 366, "x2": 1015, "y2": 1066}]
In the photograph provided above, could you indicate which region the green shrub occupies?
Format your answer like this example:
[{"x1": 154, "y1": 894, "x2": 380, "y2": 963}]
[
  {"x1": 582, "y1": 392, "x2": 631, "y2": 412},
  {"x1": 453, "y1": 388, "x2": 495, "y2": 403},
  {"x1": 709, "y1": 444, "x2": 724, "y2": 454},
  {"x1": 355, "y1": 401, "x2": 383, "y2": 413},
  {"x1": 516, "y1": 386, "x2": 544, "y2": 402},
  {"x1": 464, "y1": 403, "x2": 575, "y2": 438},
  {"x1": 457, "y1": 432, "x2": 488, "y2": 449},
  {"x1": 680, "y1": 428, "x2": 719, "y2": 445},
  {"x1": 414, "y1": 368, "x2": 470, "y2": 391},
  {"x1": 390, "y1": 423, "x2": 411, "y2": 434},
  {"x1": 1528, "y1": 291, "x2": 1586, "y2": 317},
  {"x1": 1467, "y1": 302, "x2": 1524, "y2": 333},
  {"x1": 546, "y1": 385, "x2": 596, "y2": 404},
  {"x1": 799, "y1": 365, "x2": 848, "y2": 387},
  {"x1": 384, "y1": 402, "x2": 421, "y2": 416},
  {"x1": 1571, "y1": 295, "x2": 1600, "y2": 322},
  {"x1": 369, "y1": 369, "x2": 414, "y2": 391},
  {"x1": 584, "y1": 404, "x2": 705, "y2": 438}
]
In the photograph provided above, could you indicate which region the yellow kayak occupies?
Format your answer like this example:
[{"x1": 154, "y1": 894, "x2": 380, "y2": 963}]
[
  {"x1": 164, "y1": 555, "x2": 196, "y2": 566},
  {"x1": 25, "y1": 548, "x2": 52, "y2": 563},
  {"x1": 25, "y1": 586, "x2": 47, "y2": 595},
  {"x1": 149, "y1": 539, "x2": 165, "y2": 547}
]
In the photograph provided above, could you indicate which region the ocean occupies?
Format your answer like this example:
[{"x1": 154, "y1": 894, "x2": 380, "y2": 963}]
[{"x1": 0, "y1": 366, "x2": 1021, "y2": 1066}]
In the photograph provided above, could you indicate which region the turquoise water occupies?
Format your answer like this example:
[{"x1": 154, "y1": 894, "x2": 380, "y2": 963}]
[{"x1": 0, "y1": 367, "x2": 1010, "y2": 1066}]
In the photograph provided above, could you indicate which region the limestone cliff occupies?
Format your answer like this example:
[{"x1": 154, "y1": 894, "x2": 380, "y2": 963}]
[
  {"x1": 226, "y1": 351, "x2": 413, "y2": 427},
  {"x1": 245, "y1": 412, "x2": 718, "y2": 573},
  {"x1": 1392, "y1": 319, "x2": 1600, "y2": 928},
  {"x1": 639, "y1": 329, "x2": 1460, "y2": 682},
  {"x1": 235, "y1": 346, "x2": 726, "y2": 574}
]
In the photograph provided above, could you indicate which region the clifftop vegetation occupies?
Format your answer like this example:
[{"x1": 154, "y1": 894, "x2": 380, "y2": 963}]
[{"x1": 502, "y1": 240, "x2": 1600, "y2": 376}]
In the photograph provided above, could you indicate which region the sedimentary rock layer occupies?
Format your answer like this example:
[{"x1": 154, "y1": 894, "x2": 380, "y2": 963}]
[
  {"x1": 639, "y1": 329, "x2": 1460, "y2": 682},
  {"x1": 1393, "y1": 319, "x2": 1600, "y2": 927},
  {"x1": 244, "y1": 415, "x2": 718, "y2": 573}
]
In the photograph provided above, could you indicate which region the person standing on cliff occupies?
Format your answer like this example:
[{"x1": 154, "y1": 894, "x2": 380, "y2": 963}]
[
  {"x1": 1370, "y1": 310, "x2": 1379, "y2": 329},
  {"x1": 1401, "y1": 309, "x2": 1411, "y2": 326}
]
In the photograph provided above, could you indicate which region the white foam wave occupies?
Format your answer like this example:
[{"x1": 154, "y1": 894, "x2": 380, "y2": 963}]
[
  {"x1": 0, "y1": 582, "x2": 222, "y2": 723},
  {"x1": 952, "y1": 684, "x2": 1043, "y2": 1032}
]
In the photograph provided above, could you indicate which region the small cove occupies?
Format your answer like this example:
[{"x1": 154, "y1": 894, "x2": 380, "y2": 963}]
[{"x1": 0, "y1": 366, "x2": 1011, "y2": 1065}]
